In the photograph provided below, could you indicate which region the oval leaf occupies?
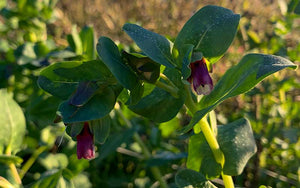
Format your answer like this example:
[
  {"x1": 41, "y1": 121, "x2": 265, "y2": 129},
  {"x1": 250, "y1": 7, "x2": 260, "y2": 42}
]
[
  {"x1": 217, "y1": 118, "x2": 257, "y2": 175},
  {"x1": 174, "y1": 5, "x2": 240, "y2": 64},
  {"x1": 0, "y1": 90, "x2": 26, "y2": 154},
  {"x1": 123, "y1": 23, "x2": 176, "y2": 68},
  {"x1": 186, "y1": 118, "x2": 257, "y2": 178},
  {"x1": 38, "y1": 60, "x2": 113, "y2": 100},
  {"x1": 97, "y1": 36, "x2": 139, "y2": 90},
  {"x1": 58, "y1": 87, "x2": 120, "y2": 123}
]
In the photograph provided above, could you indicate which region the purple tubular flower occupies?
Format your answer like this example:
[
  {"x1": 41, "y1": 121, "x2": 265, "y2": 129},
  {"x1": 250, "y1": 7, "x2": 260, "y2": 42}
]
[
  {"x1": 76, "y1": 122, "x2": 95, "y2": 159},
  {"x1": 188, "y1": 58, "x2": 213, "y2": 95}
]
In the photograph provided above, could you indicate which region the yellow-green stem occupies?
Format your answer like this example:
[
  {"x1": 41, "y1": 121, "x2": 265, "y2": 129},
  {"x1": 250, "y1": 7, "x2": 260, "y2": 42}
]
[
  {"x1": 115, "y1": 105, "x2": 168, "y2": 188},
  {"x1": 5, "y1": 146, "x2": 21, "y2": 185},
  {"x1": 8, "y1": 164, "x2": 21, "y2": 185},
  {"x1": 222, "y1": 173, "x2": 235, "y2": 188},
  {"x1": 19, "y1": 145, "x2": 48, "y2": 179},
  {"x1": 184, "y1": 85, "x2": 234, "y2": 188},
  {"x1": 197, "y1": 119, "x2": 225, "y2": 165}
]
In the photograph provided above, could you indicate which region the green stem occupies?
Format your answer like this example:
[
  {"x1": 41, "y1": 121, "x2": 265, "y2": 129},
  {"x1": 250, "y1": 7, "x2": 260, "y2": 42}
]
[
  {"x1": 8, "y1": 164, "x2": 21, "y2": 185},
  {"x1": 115, "y1": 105, "x2": 168, "y2": 188},
  {"x1": 155, "y1": 80, "x2": 179, "y2": 98},
  {"x1": 184, "y1": 86, "x2": 234, "y2": 188},
  {"x1": 19, "y1": 145, "x2": 48, "y2": 179},
  {"x1": 5, "y1": 146, "x2": 21, "y2": 185},
  {"x1": 222, "y1": 173, "x2": 235, "y2": 188},
  {"x1": 184, "y1": 84, "x2": 199, "y2": 114}
]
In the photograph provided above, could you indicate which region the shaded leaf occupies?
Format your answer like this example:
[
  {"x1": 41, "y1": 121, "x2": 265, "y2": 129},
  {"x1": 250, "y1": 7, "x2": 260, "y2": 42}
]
[
  {"x1": 186, "y1": 118, "x2": 257, "y2": 178},
  {"x1": 217, "y1": 118, "x2": 257, "y2": 175},
  {"x1": 58, "y1": 86, "x2": 120, "y2": 123},
  {"x1": 91, "y1": 116, "x2": 111, "y2": 144},
  {"x1": 128, "y1": 68, "x2": 185, "y2": 122},
  {"x1": 175, "y1": 169, "x2": 217, "y2": 188},
  {"x1": 187, "y1": 133, "x2": 222, "y2": 179}
]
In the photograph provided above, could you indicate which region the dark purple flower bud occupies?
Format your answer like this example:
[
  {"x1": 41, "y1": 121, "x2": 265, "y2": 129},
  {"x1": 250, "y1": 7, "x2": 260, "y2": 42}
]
[
  {"x1": 77, "y1": 122, "x2": 95, "y2": 159},
  {"x1": 188, "y1": 58, "x2": 213, "y2": 95}
]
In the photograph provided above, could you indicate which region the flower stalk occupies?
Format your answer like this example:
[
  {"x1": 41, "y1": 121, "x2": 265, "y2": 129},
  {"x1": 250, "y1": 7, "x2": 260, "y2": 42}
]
[{"x1": 184, "y1": 85, "x2": 234, "y2": 188}]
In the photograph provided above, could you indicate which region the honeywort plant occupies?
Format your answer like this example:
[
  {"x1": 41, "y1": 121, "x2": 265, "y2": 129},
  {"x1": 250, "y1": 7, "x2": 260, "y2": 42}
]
[{"x1": 2, "y1": 5, "x2": 296, "y2": 188}]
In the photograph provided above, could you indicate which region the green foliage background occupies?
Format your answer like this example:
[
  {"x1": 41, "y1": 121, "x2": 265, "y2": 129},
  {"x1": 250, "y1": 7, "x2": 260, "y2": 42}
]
[{"x1": 0, "y1": 0, "x2": 299, "y2": 187}]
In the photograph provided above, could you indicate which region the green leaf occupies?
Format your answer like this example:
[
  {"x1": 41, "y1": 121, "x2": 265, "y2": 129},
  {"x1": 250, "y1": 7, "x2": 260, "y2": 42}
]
[
  {"x1": 14, "y1": 42, "x2": 37, "y2": 65},
  {"x1": 97, "y1": 128, "x2": 135, "y2": 161},
  {"x1": 67, "y1": 25, "x2": 83, "y2": 55},
  {"x1": 68, "y1": 81, "x2": 99, "y2": 107},
  {"x1": 30, "y1": 169, "x2": 62, "y2": 188},
  {"x1": 128, "y1": 68, "x2": 185, "y2": 123},
  {"x1": 26, "y1": 95, "x2": 61, "y2": 127},
  {"x1": 97, "y1": 36, "x2": 139, "y2": 90},
  {"x1": 126, "y1": 81, "x2": 144, "y2": 105},
  {"x1": 217, "y1": 118, "x2": 257, "y2": 175},
  {"x1": 123, "y1": 23, "x2": 176, "y2": 68},
  {"x1": 175, "y1": 169, "x2": 217, "y2": 188},
  {"x1": 181, "y1": 44, "x2": 194, "y2": 80},
  {"x1": 0, "y1": 89, "x2": 26, "y2": 155},
  {"x1": 187, "y1": 118, "x2": 257, "y2": 179},
  {"x1": 146, "y1": 152, "x2": 187, "y2": 167},
  {"x1": 80, "y1": 26, "x2": 95, "y2": 60},
  {"x1": 187, "y1": 133, "x2": 222, "y2": 179},
  {"x1": 90, "y1": 116, "x2": 111, "y2": 144},
  {"x1": 187, "y1": 118, "x2": 257, "y2": 178},
  {"x1": 67, "y1": 122, "x2": 83, "y2": 138},
  {"x1": 58, "y1": 86, "x2": 120, "y2": 123},
  {"x1": 39, "y1": 153, "x2": 69, "y2": 170},
  {"x1": 122, "y1": 51, "x2": 161, "y2": 84},
  {"x1": 174, "y1": 5, "x2": 240, "y2": 64},
  {"x1": 179, "y1": 54, "x2": 297, "y2": 134},
  {"x1": 38, "y1": 60, "x2": 115, "y2": 100},
  {"x1": 0, "y1": 155, "x2": 23, "y2": 165}
]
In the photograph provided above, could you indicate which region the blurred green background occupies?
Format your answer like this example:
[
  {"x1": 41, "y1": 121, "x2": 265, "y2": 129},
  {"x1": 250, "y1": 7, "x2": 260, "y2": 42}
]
[{"x1": 0, "y1": 0, "x2": 299, "y2": 187}]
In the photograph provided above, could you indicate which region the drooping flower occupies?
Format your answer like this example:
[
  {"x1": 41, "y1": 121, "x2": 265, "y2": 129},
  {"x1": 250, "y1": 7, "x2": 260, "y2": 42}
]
[
  {"x1": 188, "y1": 58, "x2": 213, "y2": 95},
  {"x1": 76, "y1": 122, "x2": 95, "y2": 159}
]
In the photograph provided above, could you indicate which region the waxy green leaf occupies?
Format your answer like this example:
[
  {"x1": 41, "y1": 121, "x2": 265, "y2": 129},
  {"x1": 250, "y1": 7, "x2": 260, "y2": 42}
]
[
  {"x1": 217, "y1": 118, "x2": 257, "y2": 175},
  {"x1": 58, "y1": 86, "x2": 121, "y2": 123},
  {"x1": 91, "y1": 116, "x2": 111, "y2": 144},
  {"x1": 128, "y1": 68, "x2": 185, "y2": 123},
  {"x1": 186, "y1": 118, "x2": 257, "y2": 177},
  {"x1": 175, "y1": 169, "x2": 217, "y2": 188},
  {"x1": 187, "y1": 133, "x2": 222, "y2": 179},
  {"x1": 0, "y1": 90, "x2": 26, "y2": 155},
  {"x1": 97, "y1": 36, "x2": 139, "y2": 90},
  {"x1": 179, "y1": 54, "x2": 297, "y2": 134},
  {"x1": 123, "y1": 23, "x2": 176, "y2": 68},
  {"x1": 174, "y1": 5, "x2": 240, "y2": 64},
  {"x1": 38, "y1": 60, "x2": 114, "y2": 100}
]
